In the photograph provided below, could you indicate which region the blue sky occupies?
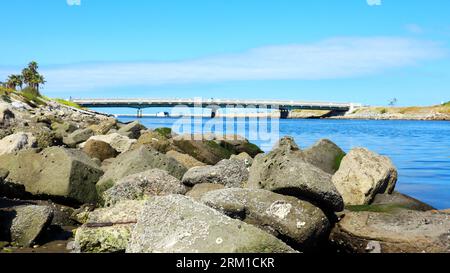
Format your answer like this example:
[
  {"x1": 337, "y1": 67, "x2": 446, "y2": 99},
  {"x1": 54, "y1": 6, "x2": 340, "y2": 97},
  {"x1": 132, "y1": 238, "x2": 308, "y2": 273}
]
[{"x1": 1, "y1": 0, "x2": 450, "y2": 106}]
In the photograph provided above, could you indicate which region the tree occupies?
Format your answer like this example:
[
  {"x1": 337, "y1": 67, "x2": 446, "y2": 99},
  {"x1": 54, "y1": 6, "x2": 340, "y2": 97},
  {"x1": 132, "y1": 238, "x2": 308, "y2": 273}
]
[
  {"x1": 6, "y1": 74, "x2": 23, "y2": 90},
  {"x1": 21, "y1": 61, "x2": 45, "y2": 93}
]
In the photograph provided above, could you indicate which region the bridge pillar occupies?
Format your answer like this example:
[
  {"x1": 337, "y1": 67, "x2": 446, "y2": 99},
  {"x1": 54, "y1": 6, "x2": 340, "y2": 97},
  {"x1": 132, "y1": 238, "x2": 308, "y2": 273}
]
[
  {"x1": 136, "y1": 109, "x2": 143, "y2": 118},
  {"x1": 280, "y1": 108, "x2": 290, "y2": 119},
  {"x1": 209, "y1": 105, "x2": 220, "y2": 118}
]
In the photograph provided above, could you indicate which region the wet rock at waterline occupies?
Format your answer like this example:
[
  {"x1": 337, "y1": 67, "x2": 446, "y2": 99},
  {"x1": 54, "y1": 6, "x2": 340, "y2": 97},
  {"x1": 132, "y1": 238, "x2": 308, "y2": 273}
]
[{"x1": 332, "y1": 148, "x2": 398, "y2": 206}]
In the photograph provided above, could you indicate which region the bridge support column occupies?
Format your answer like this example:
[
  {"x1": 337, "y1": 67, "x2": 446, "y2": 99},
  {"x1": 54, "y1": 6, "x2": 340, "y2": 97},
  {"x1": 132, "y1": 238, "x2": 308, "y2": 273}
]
[
  {"x1": 210, "y1": 105, "x2": 220, "y2": 118},
  {"x1": 136, "y1": 109, "x2": 143, "y2": 118},
  {"x1": 280, "y1": 108, "x2": 290, "y2": 119}
]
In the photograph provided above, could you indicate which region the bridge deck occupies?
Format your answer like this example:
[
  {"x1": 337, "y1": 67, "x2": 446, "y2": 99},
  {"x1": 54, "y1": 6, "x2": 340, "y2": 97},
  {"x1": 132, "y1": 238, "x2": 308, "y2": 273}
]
[{"x1": 73, "y1": 98, "x2": 360, "y2": 111}]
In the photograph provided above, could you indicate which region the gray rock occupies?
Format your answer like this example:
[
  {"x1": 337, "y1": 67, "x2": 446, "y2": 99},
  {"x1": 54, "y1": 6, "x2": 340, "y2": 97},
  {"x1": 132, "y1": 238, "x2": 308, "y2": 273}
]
[
  {"x1": 83, "y1": 133, "x2": 136, "y2": 153},
  {"x1": 332, "y1": 148, "x2": 398, "y2": 206},
  {"x1": 230, "y1": 152, "x2": 253, "y2": 167},
  {"x1": 82, "y1": 139, "x2": 118, "y2": 162},
  {"x1": 73, "y1": 201, "x2": 144, "y2": 253},
  {"x1": 63, "y1": 128, "x2": 94, "y2": 147},
  {"x1": 371, "y1": 192, "x2": 436, "y2": 211},
  {"x1": 186, "y1": 183, "x2": 225, "y2": 200},
  {"x1": 201, "y1": 188, "x2": 330, "y2": 250},
  {"x1": 0, "y1": 103, "x2": 15, "y2": 128},
  {"x1": 117, "y1": 121, "x2": 146, "y2": 139},
  {"x1": 96, "y1": 146, "x2": 187, "y2": 195},
  {"x1": 0, "y1": 205, "x2": 53, "y2": 247},
  {"x1": 102, "y1": 169, "x2": 188, "y2": 206},
  {"x1": 0, "y1": 147, "x2": 103, "y2": 203},
  {"x1": 247, "y1": 138, "x2": 344, "y2": 212},
  {"x1": 126, "y1": 195, "x2": 296, "y2": 253},
  {"x1": 182, "y1": 159, "x2": 249, "y2": 188},
  {"x1": 0, "y1": 132, "x2": 36, "y2": 156},
  {"x1": 172, "y1": 136, "x2": 233, "y2": 165},
  {"x1": 330, "y1": 209, "x2": 450, "y2": 253},
  {"x1": 166, "y1": 150, "x2": 207, "y2": 170},
  {"x1": 302, "y1": 139, "x2": 346, "y2": 174}
]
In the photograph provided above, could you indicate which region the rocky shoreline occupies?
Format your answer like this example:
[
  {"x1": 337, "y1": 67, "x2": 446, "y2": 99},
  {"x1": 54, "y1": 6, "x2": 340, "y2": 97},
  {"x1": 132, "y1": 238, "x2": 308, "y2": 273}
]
[{"x1": 0, "y1": 93, "x2": 449, "y2": 254}]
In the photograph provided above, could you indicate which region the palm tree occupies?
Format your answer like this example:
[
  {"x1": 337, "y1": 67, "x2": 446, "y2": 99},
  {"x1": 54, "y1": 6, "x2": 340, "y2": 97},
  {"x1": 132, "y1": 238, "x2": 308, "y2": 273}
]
[
  {"x1": 32, "y1": 74, "x2": 46, "y2": 92},
  {"x1": 6, "y1": 75, "x2": 23, "y2": 90}
]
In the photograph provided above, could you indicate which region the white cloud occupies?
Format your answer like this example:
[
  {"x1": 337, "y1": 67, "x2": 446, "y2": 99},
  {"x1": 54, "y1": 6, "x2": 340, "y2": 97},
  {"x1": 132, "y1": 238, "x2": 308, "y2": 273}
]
[
  {"x1": 367, "y1": 0, "x2": 382, "y2": 6},
  {"x1": 0, "y1": 37, "x2": 445, "y2": 92},
  {"x1": 405, "y1": 24, "x2": 424, "y2": 34}
]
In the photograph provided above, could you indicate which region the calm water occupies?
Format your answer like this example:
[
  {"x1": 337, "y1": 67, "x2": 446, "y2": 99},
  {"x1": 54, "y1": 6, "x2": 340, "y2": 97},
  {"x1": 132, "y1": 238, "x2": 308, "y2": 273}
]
[{"x1": 120, "y1": 117, "x2": 450, "y2": 209}]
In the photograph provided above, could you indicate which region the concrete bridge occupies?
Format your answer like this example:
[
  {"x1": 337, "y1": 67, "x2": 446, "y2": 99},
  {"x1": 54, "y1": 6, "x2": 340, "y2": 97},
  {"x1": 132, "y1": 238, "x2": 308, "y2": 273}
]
[{"x1": 72, "y1": 98, "x2": 362, "y2": 118}]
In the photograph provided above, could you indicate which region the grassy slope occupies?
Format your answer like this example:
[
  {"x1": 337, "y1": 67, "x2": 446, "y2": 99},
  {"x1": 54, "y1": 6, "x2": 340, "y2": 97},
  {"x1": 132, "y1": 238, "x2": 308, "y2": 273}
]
[
  {"x1": 0, "y1": 87, "x2": 83, "y2": 109},
  {"x1": 352, "y1": 103, "x2": 450, "y2": 115}
]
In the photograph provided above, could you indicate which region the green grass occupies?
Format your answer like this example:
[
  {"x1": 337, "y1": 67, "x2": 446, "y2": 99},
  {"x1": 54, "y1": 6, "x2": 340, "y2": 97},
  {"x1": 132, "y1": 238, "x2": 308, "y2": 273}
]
[
  {"x1": 346, "y1": 204, "x2": 409, "y2": 213},
  {"x1": 443, "y1": 101, "x2": 450, "y2": 107},
  {"x1": 53, "y1": 98, "x2": 83, "y2": 109},
  {"x1": 154, "y1": 127, "x2": 172, "y2": 138}
]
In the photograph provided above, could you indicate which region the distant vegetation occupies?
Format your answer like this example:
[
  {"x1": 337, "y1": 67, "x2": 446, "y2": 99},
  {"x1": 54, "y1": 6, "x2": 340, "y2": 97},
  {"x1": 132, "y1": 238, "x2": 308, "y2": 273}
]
[
  {"x1": 0, "y1": 62, "x2": 82, "y2": 109},
  {"x1": 443, "y1": 101, "x2": 450, "y2": 107}
]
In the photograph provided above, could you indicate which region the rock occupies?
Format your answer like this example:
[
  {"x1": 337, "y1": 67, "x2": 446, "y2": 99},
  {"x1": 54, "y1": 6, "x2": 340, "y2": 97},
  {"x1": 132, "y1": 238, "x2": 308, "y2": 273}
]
[
  {"x1": 0, "y1": 147, "x2": 103, "y2": 203},
  {"x1": 371, "y1": 192, "x2": 436, "y2": 211},
  {"x1": 247, "y1": 138, "x2": 344, "y2": 212},
  {"x1": 330, "y1": 209, "x2": 450, "y2": 253},
  {"x1": 186, "y1": 183, "x2": 225, "y2": 200},
  {"x1": 166, "y1": 150, "x2": 206, "y2": 170},
  {"x1": 102, "y1": 169, "x2": 188, "y2": 206},
  {"x1": 302, "y1": 139, "x2": 346, "y2": 174},
  {"x1": 133, "y1": 131, "x2": 172, "y2": 153},
  {"x1": 84, "y1": 133, "x2": 136, "y2": 153},
  {"x1": 230, "y1": 152, "x2": 253, "y2": 167},
  {"x1": 332, "y1": 148, "x2": 398, "y2": 206},
  {"x1": 70, "y1": 204, "x2": 96, "y2": 225},
  {"x1": 73, "y1": 201, "x2": 143, "y2": 253},
  {"x1": 63, "y1": 128, "x2": 94, "y2": 147},
  {"x1": 0, "y1": 103, "x2": 15, "y2": 128},
  {"x1": 96, "y1": 146, "x2": 187, "y2": 195},
  {"x1": 51, "y1": 121, "x2": 77, "y2": 136},
  {"x1": 0, "y1": 133, "x2": 36, "y2": 156},
  {"x1": 89, "y1": 118, "x2": 117, "y2": 135},
  {"x1": 201, "y1": 188, "x2": 331, "y2": 250},
  {"x1": 82, "y1": 140, "x2": 118, "y2": 162},
  {"x1": 126, "y1": 195, "x2": 296, "y2": 253},
  {"x1": 273, "y1": 136, "x2": 300, "y2": 151},
  {"x1": 0, "y1": 205, "x2": 53, "y2": 247},
  {"x1": 117, "y1": 121, "x2": 145, "y2": 139},
  {"x1": 217, "y1": 137, "x2": 263, "y2": 158},
  {"x1": 172, "y1": 136, "x2": 233, "y2": 165},
  {"x1": 182, "y1": 159, "x2": 249, "y2": 188}
]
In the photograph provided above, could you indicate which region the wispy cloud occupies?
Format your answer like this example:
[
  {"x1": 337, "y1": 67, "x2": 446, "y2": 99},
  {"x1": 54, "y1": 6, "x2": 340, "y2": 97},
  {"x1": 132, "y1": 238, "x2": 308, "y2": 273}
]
[
  {"x1": 0, "y1": 37, "x2": 445, "y2": 92},
  {"x1": 405, "y1": 24, "x2": 424, "y2": 34}
]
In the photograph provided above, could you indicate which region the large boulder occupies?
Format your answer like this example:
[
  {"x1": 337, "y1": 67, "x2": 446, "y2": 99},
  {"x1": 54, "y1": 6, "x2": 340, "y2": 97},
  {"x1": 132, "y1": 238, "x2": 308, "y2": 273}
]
[
  {"x1": 182, "y1": 159, "x2": 249, "y2": 188},
  {"x1": 166, "y1": 150, "x2": 206, "y2": 170},
  {"x1": 133, "y1": 131, "x2": 172, "y2": 153},
  {"x1": 332, "y1": 148, "x2": 398, "y2": 206},
  {"x1": 88, "y1": 118, "x2": 117, "y2": 135},
  {"x1": 63, "y1": 128, "x2": 94, "y2": 148},
  {"x1": 330, "y1": 209, "x2": 450, "y2": 253},
  {"x1": 84, "y1": 133, "x2": 136, "y2": 153},
  {"x1": 73, "y1": 201, "x2": 143, "y2": 253},
  {"x1": 247, "y1": 137, "x2": 344, "y2": 212},
  {"x1": 201, "y1": 188, "x2": 331, "y2": 250},
  {"x1": 0, "y1": 132, "x2": 36, "y2": 156},
  {"x1": 102, "y1": 169, "x2": 188, "y2": 206},
  {"x1": 117, "y1": 121, "x2": 145, "y2": 139},
  {"x1": 126, "y1": 195, "x2": 296, "y2": 253},
  {"x1": 186, "y1": 183, "x2": 225, "y2": 201},
  {"x1": 0, "y1": 205, "x2": 53, "y2": 247},
  {"x1": 172, "y1": 136, "x2": 233, "y2": 165},
  {"x1": 230, "y1": 152, "x2": 253, "y2": 167},
  {"x1": 0, "y1": 103, "x2": 15, "y2": 128},
  {"x1": 0, "y1": 147, "x2": 103, "y2": 203},
  {"x1": 217, "y1": 136, "x2": 263, "y2": 158},
  {"x1": 82, "y1": 140, "x2": 118, "y2": 162},
  {"x1": 302, "y1": 139, "x2": 346, "y2": 174},
  {"x1": 96, "y1": 146, "x2": 187, "y2": 195}
]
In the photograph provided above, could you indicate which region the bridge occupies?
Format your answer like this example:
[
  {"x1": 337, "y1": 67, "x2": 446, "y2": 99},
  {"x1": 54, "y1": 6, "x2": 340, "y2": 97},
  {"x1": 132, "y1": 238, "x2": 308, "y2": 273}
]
[{"x1": 72, "y1": 98, "x2": 362, "y2": 118}]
